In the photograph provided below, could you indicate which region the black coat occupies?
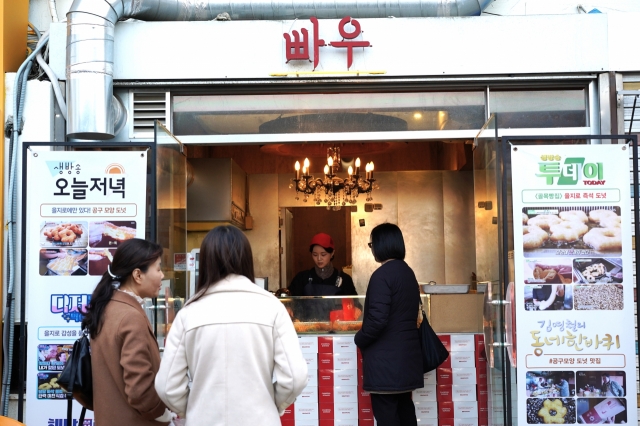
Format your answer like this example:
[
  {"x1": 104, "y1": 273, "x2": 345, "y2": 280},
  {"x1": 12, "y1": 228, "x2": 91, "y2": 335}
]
[{"x1": 354, "y1": 260, "x2": 423, "y2": 392}]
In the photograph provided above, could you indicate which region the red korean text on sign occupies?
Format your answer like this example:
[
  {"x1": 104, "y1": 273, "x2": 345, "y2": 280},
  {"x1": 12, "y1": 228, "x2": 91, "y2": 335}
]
[{"x1": 283, "y1": 17, "x2": 370, "y2": 70}]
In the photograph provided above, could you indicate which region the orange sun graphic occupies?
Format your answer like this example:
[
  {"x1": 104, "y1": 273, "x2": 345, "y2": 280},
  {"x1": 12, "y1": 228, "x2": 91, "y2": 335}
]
[{"x1": 105, "y1": 164, "x2": 125, "y2": 174}]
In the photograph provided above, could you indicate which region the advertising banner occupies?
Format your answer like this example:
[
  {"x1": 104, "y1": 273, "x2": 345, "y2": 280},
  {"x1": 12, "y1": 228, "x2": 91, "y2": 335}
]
[
  {"x1": 24, "y1": 151, "x2": 148, "y2": 425},
  {"x1": 511, "y1": 144, "x2": 637, "y2": 425}
]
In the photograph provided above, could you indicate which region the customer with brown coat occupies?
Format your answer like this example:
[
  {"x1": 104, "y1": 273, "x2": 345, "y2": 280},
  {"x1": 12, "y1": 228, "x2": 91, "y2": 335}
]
[{"x1": 81, "y1": 238, "x2": 175, "y2": 425}]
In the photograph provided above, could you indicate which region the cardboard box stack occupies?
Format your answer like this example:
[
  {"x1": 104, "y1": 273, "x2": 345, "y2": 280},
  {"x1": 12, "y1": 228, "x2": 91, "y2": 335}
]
[
  {"x1": 284, "y1": 333, "x2": 487, "y2": 426},
  {"x1": 432, "y1": 333, "x2": 488, "y2": 426}
]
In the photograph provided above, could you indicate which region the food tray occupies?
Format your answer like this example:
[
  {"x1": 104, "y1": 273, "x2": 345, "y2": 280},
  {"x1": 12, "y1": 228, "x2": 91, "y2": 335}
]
[
  {"x1": 573, "y1": 258, "x2": 622, "y2": 284},
  {"x1": 332, "y1": 321, "x2": 362, "y2": 333},
  {"x1": 293, "y1": 321, "x2": 332, "y2": 334}
]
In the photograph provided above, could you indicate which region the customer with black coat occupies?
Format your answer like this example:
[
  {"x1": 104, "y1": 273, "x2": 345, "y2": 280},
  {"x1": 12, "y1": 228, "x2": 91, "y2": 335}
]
[{"x1": 354, "y1": 223, "x2": 423, "y2": 426}]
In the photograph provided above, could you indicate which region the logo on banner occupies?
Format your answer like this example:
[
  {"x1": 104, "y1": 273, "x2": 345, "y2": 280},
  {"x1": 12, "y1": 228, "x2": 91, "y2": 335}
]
[
  {"x1": 536, "y1": 155, "x2": 604, "y2": 185},
  {"x1": 50, "y1": 294, "x2": 91, "y2": 323}
]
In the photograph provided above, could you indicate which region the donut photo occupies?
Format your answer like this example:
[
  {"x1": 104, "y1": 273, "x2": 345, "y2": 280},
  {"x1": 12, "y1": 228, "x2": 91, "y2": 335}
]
[
  {"x1": 526, "y1": 371, "x2": 575, "y2": 398},
  {"x1": 89, "y1": 221, "x2": 137, "y2": 248},
  {"x1": 526, "y1": 398, "x2": 576, "y2": 424},
  {"x1": 524, "y1": 285, "x2": 573, "y2": 311},
  {"x1": 40, "y1": 221, "x2": 88, "y2": 248},
  {"x1": 573, "y1": 258, "x2": 623, "y2": 284},
  {"x1": 524, "y1": 259, "x2": 574, "y2": 284},
  {"x1": 574, "y1": 285, "x2": 623, "y2": 310},
  {"x1": 576, "y1": 371, "x2": 626, "y2": 398},
  {"x1": 522, "y1": 207, "x2": 622, "y2": 257},
  {"x1": 577, "y1": 398, "x2": 627, "y2": 424}
]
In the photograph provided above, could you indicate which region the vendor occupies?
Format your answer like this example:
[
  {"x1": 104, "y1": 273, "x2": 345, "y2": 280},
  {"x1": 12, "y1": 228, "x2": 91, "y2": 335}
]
[
  {"x1": 287, "y1": 233, "x2": 359, "y2": 322},
  {"x1": 288, "y1": 233, "x2": 357, "y2": 297}
]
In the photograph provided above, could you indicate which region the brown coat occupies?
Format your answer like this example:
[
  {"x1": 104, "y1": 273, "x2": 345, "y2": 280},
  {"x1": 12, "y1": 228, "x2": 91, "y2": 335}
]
[{"x1": 91, "y1": 291, "x2": 168, "y2": 425}]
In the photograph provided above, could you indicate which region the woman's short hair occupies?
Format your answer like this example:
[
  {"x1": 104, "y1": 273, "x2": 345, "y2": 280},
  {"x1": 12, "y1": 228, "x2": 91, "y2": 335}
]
[
  {"x1": 192, "y1": 225, "x2": 255, "y2": 303},
  {"x1": 370, "y1": 223, "x2": 406, "y2": 262}
]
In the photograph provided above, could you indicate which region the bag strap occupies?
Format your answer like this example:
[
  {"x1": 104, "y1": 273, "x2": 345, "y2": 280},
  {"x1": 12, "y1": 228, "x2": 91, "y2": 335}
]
[
  {"x1": 79, "y1": 406, "x2": 87, "y2": 424},
  {"x1": 66, "y1": 397, "x2": 73, "y2": 426}
]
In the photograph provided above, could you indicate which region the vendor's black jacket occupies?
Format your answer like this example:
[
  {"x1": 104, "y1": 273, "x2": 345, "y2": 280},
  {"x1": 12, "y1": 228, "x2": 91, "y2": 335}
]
[
  {"x1": 288, "y1": 267, "x2": 357, "y2": 321},
  {"x1": 354, "y1": 259, "x2": 423, "y2": 392}
]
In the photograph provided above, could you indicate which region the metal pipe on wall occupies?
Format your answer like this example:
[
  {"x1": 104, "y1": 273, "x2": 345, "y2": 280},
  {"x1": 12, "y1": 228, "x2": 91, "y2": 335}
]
[{"x1": 66, "y1": 0, "x2": 492, "y2": 140}]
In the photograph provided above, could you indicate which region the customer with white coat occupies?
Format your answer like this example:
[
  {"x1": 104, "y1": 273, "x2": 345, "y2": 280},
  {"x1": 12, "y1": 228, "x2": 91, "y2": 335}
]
[{"x1": 155, "y1": 225, "x2": 308, "y2": 426}]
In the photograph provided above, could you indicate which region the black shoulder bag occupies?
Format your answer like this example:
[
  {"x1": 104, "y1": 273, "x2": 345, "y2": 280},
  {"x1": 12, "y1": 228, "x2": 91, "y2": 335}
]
[
  {"x1": 57, "y1": 330, "x2": 93, "y2": 424},
  {"x1": 419, "y1": 301, "x2": 450, "y2": 373}
]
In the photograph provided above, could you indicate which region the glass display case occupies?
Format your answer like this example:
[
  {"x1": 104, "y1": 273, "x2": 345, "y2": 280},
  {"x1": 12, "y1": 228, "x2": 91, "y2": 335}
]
[{"x1": 277, "y1": 294, "x2": 430, "y2": 334}]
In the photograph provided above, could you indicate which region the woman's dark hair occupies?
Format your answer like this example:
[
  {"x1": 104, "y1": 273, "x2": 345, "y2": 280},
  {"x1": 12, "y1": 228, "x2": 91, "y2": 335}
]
[
  {"x1": 81, "y1": 238, "x2": 163, "y2": 338},
  {"x1": 191, "y1": 225, "x2": 255, "y2": 304},
  {"x1": 370, "y1": 223, "x2": 406, "y2": 262}
]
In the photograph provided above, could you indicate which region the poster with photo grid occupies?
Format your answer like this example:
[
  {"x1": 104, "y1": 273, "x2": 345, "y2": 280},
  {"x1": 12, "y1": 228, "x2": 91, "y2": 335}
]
[
  {"x1": 24, "y1": 151, "x2": 147, "y2": 425},
  {"x1": 511, "y1": 145, "x2": 637, "y2": 424}
]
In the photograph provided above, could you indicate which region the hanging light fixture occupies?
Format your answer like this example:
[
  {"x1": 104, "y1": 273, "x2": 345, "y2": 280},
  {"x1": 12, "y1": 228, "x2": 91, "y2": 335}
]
[{"x1": 290, "y1": 146, "x2": 378, "y2": 210}]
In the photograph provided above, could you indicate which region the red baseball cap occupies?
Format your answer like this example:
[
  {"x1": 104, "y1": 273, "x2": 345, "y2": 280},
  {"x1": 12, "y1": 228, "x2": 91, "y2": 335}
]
[{"x1": 309, "y1": 233, "x2": 334, "y2": 251}]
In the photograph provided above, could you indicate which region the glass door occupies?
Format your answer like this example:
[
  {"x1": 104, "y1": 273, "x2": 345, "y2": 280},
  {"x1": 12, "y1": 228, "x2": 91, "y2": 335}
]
[
  {"x1": 154, "y1": 121, "x2": 187, "y2": 348},
  {"x1": 474, "y1": 114, "x2": 516, "y2": 425}
]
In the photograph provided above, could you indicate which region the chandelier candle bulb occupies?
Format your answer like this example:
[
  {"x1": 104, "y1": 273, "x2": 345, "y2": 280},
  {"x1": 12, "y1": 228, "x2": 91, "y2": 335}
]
[
  {"x1": 355, "y1": 158, "x2": 361, "y2": 176},
  {"x1": 324, "y1": 165, "x2": 329, "y2": 176},
  {"x1": 295, "y1": 161, "x2": 300, "y2": 180},
  {"x1": 348, "y1": 166, "x2": 353, "y2": 177},
  {"x1": 370, "y1": 162, "x2": 374, "y2": 180}
]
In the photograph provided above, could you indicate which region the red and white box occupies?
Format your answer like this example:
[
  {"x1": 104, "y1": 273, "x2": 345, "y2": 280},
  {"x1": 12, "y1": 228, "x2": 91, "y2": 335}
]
[
  {"x1": 281, "y1": 405, "x2": 294, "y2": 424},
  {"x1": 319, "y1": 387, "x2": 334, "y2": 404},
  {"x1": 438, "y1": 419, "x2": 478, "y2": 426},
  {"x1": 335, "y1": 370, "x2": 358, "y2": 386},
  {"x1": 450, "y1": 334, "x2": 475, "y2": 352},
  {"x1": 334, "y1": 402, "x2": 359, "y2": 420},
  {"x1": 414, "y1": 401, "x2": 438, "y2": 418},
  {"x1": 440, "y1": 352, "x2": 475, "y2": 369},
  {"x1": 475, "y1": 368, "x2": 487, "y2": 386},
  {"x1": 319, "y1": 403, "x2": 334, "y2": 419},
  {"x1": 473, "y1": 335, "x2": 485, "y2": 360},
  {"x1": 319, "y1": 353, "x2": 334, "y2": 369},
  {"x1": 333, "y1": 336, "x2": 357, "y2": 352},
  {"x1": 307, "y1": 369, "x2": 318, "y2": 387},
  {"x1": 478, "y1": 405, "x2": 489, "y2": 419},
  {"x1": 358, "y1": 419, "x2": 375, "y2": 426},
  {"x1": 319, "y1": 337, "x2": 334, "y2": 354},
  {"x1": 299, "y1": 336, "x2": 319, "y2": 353},
  {"x1": 453, "y1": 368, "x2": 477, "y2": 385},
  {"x1": 436, "y1": 367, "x2": 452, "y2": 385},
  {"x1": 299, "y1": 386, "x2": 319, "y2": 403},
  {"x1": 358, "y1": 389, "x2": 372, "y2": 407},
  {"x1": 319, "y1": 420, "x2": 358, "y2": 426},
  {"x1": 334, "y1": 353, "x2": 358, "y2": 370},
  {"x1": 358, "y1": 405, "x2": 374, "y2": 419},
  {"x1": 437, "y1": 385, "x2": 477, "y2": 402},
  {"x1": 295, "y1": 403, "x2": 319, "y2": 421},
  {"x1": 296, "y1": 421, "x2": 320, "y2": 426},
  {"x1": 437, "y1": 334, "x2": 452, "y2": 351},
  {"x1": 333, "y1": 386, "x2": 358, "y2": 404},
  {"x1": 304, "y1": 354, "x2": 318, "y2": 370},
  {"x1": 439, "y1": 402, "x2": 478, "y2": 419},
  {"x1": 416, "y1": 419, "x2": 438, "y2": 426},
  {"x1": 424, "y1": 370, "x2": 437, "y2": 385},
  {"x1": 412, "y1": 385, "x2": 437, "y2": 401},
  {"x1": 476, "y1": 384, "x2": 488, "y2": 405},
  {"x1": 319, "y1": 369, "x2": 334, "y2": 386}
]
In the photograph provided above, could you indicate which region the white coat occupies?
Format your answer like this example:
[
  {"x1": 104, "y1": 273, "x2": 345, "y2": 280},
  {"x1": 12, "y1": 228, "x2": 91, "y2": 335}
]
[{"x1": 155, "y1": 274, "x2": 308, "y2": 426}]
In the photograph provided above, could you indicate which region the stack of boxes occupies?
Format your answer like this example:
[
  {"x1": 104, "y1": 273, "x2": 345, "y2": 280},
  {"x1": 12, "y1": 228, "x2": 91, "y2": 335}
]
[
  {"x1": 433, "y1": 334, "x2": 488, "y2": 426},
  {"x1": 282, "y1": 333, "x2": 487, "y2": 426}
]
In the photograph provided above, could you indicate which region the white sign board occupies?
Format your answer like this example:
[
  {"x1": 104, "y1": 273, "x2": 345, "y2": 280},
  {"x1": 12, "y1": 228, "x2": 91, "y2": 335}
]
[
  {"x1": 24, "y1": 151, "x2": 148, "y2": 425},
  {"x1": 511, "y1": 145, "x2": 636, "y2": 425}
]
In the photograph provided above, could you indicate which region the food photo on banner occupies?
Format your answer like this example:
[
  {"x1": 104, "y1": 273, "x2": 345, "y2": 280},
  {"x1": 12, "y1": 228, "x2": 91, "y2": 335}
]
[
  {"x1": 511, "y1": 144, "x2": 636, "y2": 425},
  {"x1": 23, "y1": 149, "x2": 148, "y2": 425}
]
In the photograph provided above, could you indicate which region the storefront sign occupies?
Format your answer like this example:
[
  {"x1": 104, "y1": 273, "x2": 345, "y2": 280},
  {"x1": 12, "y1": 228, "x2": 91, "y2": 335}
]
[
  {"x1": 283, "y1": 16, "x2": 371, "y2": 69},
  {"x1": 24, "y1": 151, "x2": 148, "y2": 425},
  {"x1": 511, "y1": 145, "x2": 637, "y2": 425}
]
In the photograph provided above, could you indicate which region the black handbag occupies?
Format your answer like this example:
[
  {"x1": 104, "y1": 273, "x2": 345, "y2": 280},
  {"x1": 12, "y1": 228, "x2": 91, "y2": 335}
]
[
  {"x1": 419, "y1": 304, "x2": 450, "y2": 373},
  {"x1": 58, "y1": 330, "x2": 93, "y2": 424}
]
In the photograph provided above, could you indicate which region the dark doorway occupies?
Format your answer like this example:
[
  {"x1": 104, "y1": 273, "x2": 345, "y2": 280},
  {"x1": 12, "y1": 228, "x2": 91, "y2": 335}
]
[{"x1": 288, "y1": 207, "x2": 353, "y2": 286}]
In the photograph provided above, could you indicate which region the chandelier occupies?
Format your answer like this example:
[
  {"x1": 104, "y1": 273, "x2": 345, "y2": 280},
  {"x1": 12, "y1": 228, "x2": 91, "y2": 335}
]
[{"x1": 290, "y1": 146, "x2": 377, "y2": 210}]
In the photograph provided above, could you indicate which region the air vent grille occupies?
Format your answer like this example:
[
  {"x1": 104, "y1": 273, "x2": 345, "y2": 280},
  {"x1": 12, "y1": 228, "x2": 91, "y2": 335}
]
[{"x1": 131, "y1": 91, "x2": 169, "y2": 138}]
